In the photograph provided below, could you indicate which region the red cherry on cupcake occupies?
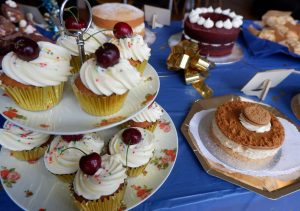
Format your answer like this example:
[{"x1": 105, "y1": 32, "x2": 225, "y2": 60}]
[
  {"x1": 61, "y1": 134, "x2": 83, "y2": 143},
  {"x1": 79, "y1": 152, "x2": 101, "y2": 175},
  {"x1": 122, "y1": 128, "x2": 142, "y2": 145},
  {"x1": 65, "y1": 17, "x2": 87, "y2": 31},
  {"x1": 13, "y1": 37, "x2": 40, "y2": 61},
  {"x1": 95, "y1": 43, "x2": 120, "y2": 68},
  {"x1": 113, "y1": 22, "x2": 133, "y2": 39}
]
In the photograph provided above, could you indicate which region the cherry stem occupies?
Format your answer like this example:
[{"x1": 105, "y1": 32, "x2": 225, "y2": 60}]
[
  {"x1": 83, "y1": 30, "x2": 112, "y2": 42},
  {"x1": 64, "y1": 7, "x2": 78, "y2": 24},
  {"x1": 60, "y1": 147, "x2": 87, "y2": 156}
]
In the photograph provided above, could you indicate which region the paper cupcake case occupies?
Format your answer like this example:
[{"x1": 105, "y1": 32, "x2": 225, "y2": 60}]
[
  {"x1": 70, "y1": 54, "x2": 95, "y2": 74},
  {"x1": 72, "y1": 83, "x2": 129, "y2": 116},
  {"x1": 11, "y1": 146, "x2": 48, "y2": 161},
  {"x1": 1, "y1": 83, "x2": 64, "y2": 111},
  {"x1": 71, "y1": 183, "x2": 126, "y2": 211}
]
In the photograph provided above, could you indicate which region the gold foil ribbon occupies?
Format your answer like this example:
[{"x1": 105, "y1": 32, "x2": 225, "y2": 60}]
[{"x1": 166, "y1": 40, "x2": 215, "y2": 98}]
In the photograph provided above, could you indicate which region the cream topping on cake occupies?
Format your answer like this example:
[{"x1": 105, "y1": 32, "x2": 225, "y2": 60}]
[
  {"x1": 57, "y1": 28, "x2": 107, "y2": 56},
  {"x1": 188, "y1": 7, "x2": 243, "y2": 29},
  {"x1": 212, "y1": 118, "x2": 279, "y2": 159},
  {"x1": 110, "y1": 34, "x2": 151, "y2": 62},
  {"x1": 132, "y1": 102, "x2": 163, "y2": 123},
  {"x1": 73, "y1": 154, "x2": 127, "y2": 200},
  {"x1": 0, "y1": 122, "x2": 50, "y2": 151},
  {"x1": 2, "y1": 41, "x2": 71, "y2": 86},
  {"x1": 239, "y1": 113, "x2": 271, "y2": 133},
  {"x1": 44, "y1": 134, "x2": 104, "y2": 175},
  {"x1": 79, "y1": 58, "x2": 141, "y2": 96},
  {"x1": 109, "y1": 128, "x2": 155, "y2": 168}
]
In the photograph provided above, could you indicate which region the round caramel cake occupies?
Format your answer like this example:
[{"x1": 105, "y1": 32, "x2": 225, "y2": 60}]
[
  {"x1": 92, "y1": 3, "x2": 145, "y2": 37},
  {"x1": 211, "y1": 101, "x2": 285, "y2": 160},
  {"x1": 183, "y1": 7, "x2": 243, "y2": 57}
]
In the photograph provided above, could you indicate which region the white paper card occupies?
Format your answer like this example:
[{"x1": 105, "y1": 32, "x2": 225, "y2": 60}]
[
  {"x1": 241, "y1": 69, "x2": 294, "y2": 99},
  {"x1": 144, "y1": 5, "x2": 171, "y2": 26}
]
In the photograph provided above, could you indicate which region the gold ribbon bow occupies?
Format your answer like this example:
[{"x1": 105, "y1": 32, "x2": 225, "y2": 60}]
[{"x1": 166, "y1": 40, "x2": 215, "y2": 98}]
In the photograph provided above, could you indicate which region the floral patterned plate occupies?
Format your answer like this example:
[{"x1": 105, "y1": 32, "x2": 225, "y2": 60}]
[
  {"x1": 0, "y1": 63, "x2": 159, "y2": 135},
  {"x1": 0, "y1": 104, "x2": 178, "y2": 211}
]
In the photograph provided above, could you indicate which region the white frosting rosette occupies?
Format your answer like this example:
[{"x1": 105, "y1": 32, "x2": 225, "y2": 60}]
[
  {"x1": 73, "y1": 154, "x2": 127, "y2": 200},
  {"x1": 0, "y1": 122, "x2": 50, "y2": 151},
  {"x1": 109, "y1": 128, "x2": 155, "y2": 168},
  {"x1": 110, "y1": 35, "x2": 151, "y2": 62},
  {"x1": 132, "y1": 102, "x2": 163, "y2": 123},
  {"x1": 1, "y1": 41, "x2": 71, "y2": 87},
  {"x1": 44, "y1": 134, "x2": 104, "y2": 175},
  {"x1": 79, "y1": 58, "x2": 141, "y2": 96},
  {"x1": 57, "y1": 28, "x2": 107, "y2": 56}
]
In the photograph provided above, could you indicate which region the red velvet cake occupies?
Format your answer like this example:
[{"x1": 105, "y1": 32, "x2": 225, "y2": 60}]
[{"x1": 183, "y1": 7, "x2": 243, "y2": 57}]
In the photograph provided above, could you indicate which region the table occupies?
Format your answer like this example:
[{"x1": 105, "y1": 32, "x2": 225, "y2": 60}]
[{"x1": 1, "y1": 21, "x2": 300, "y2": 211}]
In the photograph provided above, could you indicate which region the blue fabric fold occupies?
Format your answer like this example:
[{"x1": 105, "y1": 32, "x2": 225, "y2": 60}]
[{"x1": 242, "y1": 20, "x2": 300, "y2": 58}]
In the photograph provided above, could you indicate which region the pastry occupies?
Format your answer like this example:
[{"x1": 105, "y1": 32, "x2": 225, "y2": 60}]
[
  {"x1": 57, "y1": 18, "x2": 107, "y2": 74},
  {"x1": 0, "y1": 121, "x2": 52, "y2": 161},
  {"x1": 0, "y1": 37, "x2": 71, "y2": 111},
  {"x1": 123, "y1": 102, "x2": 163, "y2": 132},
  {"x1": 183, "y1": 6, "x2": 243, "y2": 57},
  {"x1": 110, "y1": 22, "x2": 151, "y2": 74},
  {"x1": 92, "y1": 3, "x2": 145, "y2": 37},
  {"x1": 109, "y1": 127, "x2": 155, "y2": 177},
  {"x1": 71, "y1": 154, "x2": 127, "y2": 211},
  {"x1": 211, "y1": 101, "x2": 285, "y2": 161},
  {"x1": 72, "y1": 42, "x2": 141, "y2": 116},
  {"x1": 44, "y1": 134, "x2": 104, "y2": 183}
]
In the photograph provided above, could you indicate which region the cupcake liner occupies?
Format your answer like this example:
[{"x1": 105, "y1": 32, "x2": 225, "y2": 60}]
[
  {"x1": 122, "y1": 121, "x2": 158, "y2": 132},
  {"x1": 72, "y1": 182, "x2": 126, "y2": 211},
  {"x1": 126, "y1": 161, "x2": 150, "y2": 177},
  {"x1": 72, "y1": 83, "x2": 128, "y2": 116},
  {"x1": 71, "y1": 54, "x2": 94, "y2": 74},
  {"x1": 56, "y1": 173, "x2": 76, "y2": 183},
  {"x1": 130, "y1": 60, "x2": 148, "y2": 75},
  {"x1": 11, "y1": 145, "x2": 47, "y2": 161},
  {"x1": 2, "y1": 83, "x2": 64, "y2": 111}
]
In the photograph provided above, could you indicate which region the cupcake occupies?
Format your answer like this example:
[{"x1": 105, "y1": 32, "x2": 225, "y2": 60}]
[
  {"x1": 0, "y1": 37, "x2": 71, "y2": 111},
  {"x1": 110, "y1": 22, "x2": 151, "y2": 75},
  {"x1": 124, "y1": 102, "x2": 164, "y2": 132},
  {"x1": 0, "y1": 121, "x2": 52, "y2": 161},
  {"x1": 57, "y1": 24, "x2": 107, "y2": 74},
  {"x1": 72, "y1": 42, "x2": 141, "y2": 116},
  {"x1": 71, "y1": 154, "x2": 127, "y2": 211},
  {"x1": 44, "y1": 133, "x2": 104, "y2": 183},
  {"x1": 109, "y1": 127, "x2": 155, "y2": 177}
]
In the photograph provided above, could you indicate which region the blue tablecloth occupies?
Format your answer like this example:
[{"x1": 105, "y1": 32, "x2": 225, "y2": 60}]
[{"x1": 1, "y1": 21, "x2": 300, "y2": 211}]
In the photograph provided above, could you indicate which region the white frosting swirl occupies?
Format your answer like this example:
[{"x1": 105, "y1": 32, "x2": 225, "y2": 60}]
[
  {"x1": 2, "y1": 42, "x2": 71, "y2": 86},
  {"x1": 204, "y1": 18, "x2": 214, "y2": 28},
  {"x1": 215, "y1": 7, "x2": 222, "y2": 14},
  {"x1": 197, "y1": 17, "x2": 205, "y2": 25},
  {"x1": 109, "y1": 128, "x2": 155, "y2": 168},
  {"x1": 57, "y1": 28, "x2": 107, "y2": 56},
  {"x1": 132, "y1": 102, "x2": 163, "y2": 123},
  {"x1": 188, "y1": 7, "x2": 243, "y2": 29},
  {"x1": 239, "y1": 113, "x2": 271, "y2": 133},
  {"x1": 216, "y1": 20, "x2": 224, "y2": 28},
  {"x1": 44, "y1": 134, "x2": 104, "y2": 175},
  {"x1": 224, "y1": 19, "x2": 233, "y2": 29},
  {"x1": 79, "y1": 58, "x2": 141, "y2": 96},
  {"x1": 73, "y1": 154, "x2": 127, "y2": 200},
  {"x1": 110, "y1": 35, "x2": 151, "y2": 62},
  {"x1": 0, "y1": 122, "x2": 50, "y2": 151}
]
